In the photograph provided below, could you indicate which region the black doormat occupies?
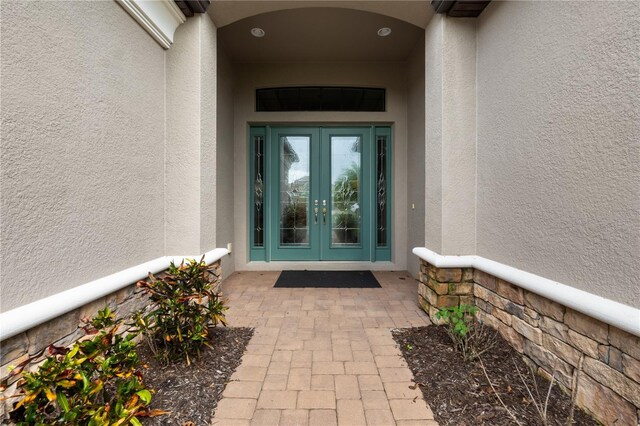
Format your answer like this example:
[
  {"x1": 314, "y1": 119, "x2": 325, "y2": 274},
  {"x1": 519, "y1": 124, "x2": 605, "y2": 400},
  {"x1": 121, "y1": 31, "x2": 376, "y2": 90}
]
[{"x1": 274, "y1": 270, "x2": 381, "y2": 288}]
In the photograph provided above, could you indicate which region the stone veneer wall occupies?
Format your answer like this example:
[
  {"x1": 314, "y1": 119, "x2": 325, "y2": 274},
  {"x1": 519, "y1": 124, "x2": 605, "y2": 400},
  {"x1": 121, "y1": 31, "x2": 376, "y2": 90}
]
[
  {"x1": 417, "y1": 259, "x2": 640, "y2": 426},
  {"x1": 0, "y1": 260, "x2": 222, "y2": 419}
]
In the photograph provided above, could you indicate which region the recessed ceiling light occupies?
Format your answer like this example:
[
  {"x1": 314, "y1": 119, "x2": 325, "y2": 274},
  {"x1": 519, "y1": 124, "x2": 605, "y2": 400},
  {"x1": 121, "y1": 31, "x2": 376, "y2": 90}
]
[
  {"x1": 251, "y1": 28, "x2": 265, "y2": 37},
  {"x1": 377, "y1": 27, "x2": 392, "y2": 37}
]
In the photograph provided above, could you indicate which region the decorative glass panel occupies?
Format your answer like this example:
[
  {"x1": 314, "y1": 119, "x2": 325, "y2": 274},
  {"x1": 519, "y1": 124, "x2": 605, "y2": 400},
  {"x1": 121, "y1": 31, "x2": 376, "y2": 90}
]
[
  {"x1": 253, "y1": 135, "x2": 264, "y2": 247},
  {"x1": 280, "y1": 137, "x2": 310, "y2": 246},
  {"x1": 331, "y1": 136, "x2": 361, "y2": 246},
  {"x1": 376, "y1": 135, "x2": 387, "y2": 247}
]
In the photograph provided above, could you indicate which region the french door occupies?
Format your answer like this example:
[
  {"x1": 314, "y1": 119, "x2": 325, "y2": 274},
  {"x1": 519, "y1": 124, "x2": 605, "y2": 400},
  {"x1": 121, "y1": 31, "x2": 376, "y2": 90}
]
[{"x1": 249, "y1": 126, "x2": 391, "y2": 262}]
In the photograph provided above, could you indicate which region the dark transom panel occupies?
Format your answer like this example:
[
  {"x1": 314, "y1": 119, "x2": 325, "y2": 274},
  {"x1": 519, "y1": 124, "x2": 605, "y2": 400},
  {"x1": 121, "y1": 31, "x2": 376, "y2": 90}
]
[{"x1": 256, "y1": 87, "x2": 385, "y2": 112}]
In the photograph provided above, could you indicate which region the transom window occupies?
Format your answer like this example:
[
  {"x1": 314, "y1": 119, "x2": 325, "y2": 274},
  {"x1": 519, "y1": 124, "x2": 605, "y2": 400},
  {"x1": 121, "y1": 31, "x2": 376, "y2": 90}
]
[{"x1": 256, "y1": 87, "x2": 386, "y2": 112}]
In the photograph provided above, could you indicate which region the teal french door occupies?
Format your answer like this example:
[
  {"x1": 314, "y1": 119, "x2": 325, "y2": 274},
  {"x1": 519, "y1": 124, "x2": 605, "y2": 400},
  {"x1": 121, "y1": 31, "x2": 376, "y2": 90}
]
[{"x1": 249, "y1": 126, "x2": 391, "y2": 262}]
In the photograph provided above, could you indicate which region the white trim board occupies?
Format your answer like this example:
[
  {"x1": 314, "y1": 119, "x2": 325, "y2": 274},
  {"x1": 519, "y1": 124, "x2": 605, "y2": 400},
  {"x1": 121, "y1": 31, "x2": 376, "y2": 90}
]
[
  {"x1": 0, "y1": 249, "x2": 229, "y2": 342},
  {"x1": 116, "y1": 0, "x2": 186, "y2": 49},
  {"x1": 413, "y1": 247, "x2": 640, "y2": 338}
]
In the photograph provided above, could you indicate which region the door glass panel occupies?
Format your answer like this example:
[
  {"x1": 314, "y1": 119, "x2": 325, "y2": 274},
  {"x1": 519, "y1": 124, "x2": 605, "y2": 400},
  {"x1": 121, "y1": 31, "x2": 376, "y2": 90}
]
[
  {"x1": 280, "y1": 136, "x2": 310, "y2": 246},
  {"x1": 331, "y1": 136, "x2": 361, "y2": 246},
  {"x1": 376, "y1": 135, "x2": 387, "y2": 247},
  {"x1": 253, "y1": 135, "x2": 264, "y2": 247}
]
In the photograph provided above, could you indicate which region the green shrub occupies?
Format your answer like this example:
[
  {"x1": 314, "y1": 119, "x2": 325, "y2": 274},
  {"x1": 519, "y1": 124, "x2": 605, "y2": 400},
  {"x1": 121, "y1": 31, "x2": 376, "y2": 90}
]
[
  {"x1": 134, "y1": 257, "x2": 228, "y2": 365},
  {"x1": 435, "y1": 304, "x2": 494, "y2": 361},
  {"x1": 9, "y1": 307, "x2": 159, "y2": 425},
  {"x1": 435, "y1": 304, "x2": 477, "y2": 338}
]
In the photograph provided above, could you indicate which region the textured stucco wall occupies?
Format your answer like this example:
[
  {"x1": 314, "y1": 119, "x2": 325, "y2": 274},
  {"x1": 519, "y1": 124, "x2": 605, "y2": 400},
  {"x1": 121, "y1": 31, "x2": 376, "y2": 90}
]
[
  {"x1": 233, "y1": 62, "x2": 408, "y2": 270},
  {"x1": 166, "y1": 14, "x2": 220, "y2": 257},
  {"x1": 441, "y1": 18, "x2": 476, "y2": 255},
  {"x1": 477, "y1": 1, "x2": 640, "y2": 307},
  {"x1": 424, "y1": 17, "x2": 443, "y2": 253},
  {"x1": 215, "y1": 46, "x2": 236, "y2": 277},
  {"x1": 200, "y1": 14, "x2": 218, "y2": 252},
  {"x1": 406, "y1": 34, "x2": 426, "y2": 278},
  {"x1": 0, "y1": 1, "x2": 165, "y2": 311},
  {"x1": 424, "y1": 16, "x2": 477, "y2": 256},
  {"x1": 166, "y1": 18, "x2": 202, "y2": 255}
]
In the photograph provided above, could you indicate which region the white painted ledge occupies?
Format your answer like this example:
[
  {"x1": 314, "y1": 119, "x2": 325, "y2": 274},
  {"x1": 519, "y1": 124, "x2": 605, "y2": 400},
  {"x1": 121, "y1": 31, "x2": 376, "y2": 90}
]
[
  {"x1": 413, "y1": 247, "x2": 640, "y2": 338},
  {"x1": 116, "y1": 0, "x2": 186, "y2": 49},
  {"x1": 0, "y1": 249, "x2": 229, "y2": 342}
]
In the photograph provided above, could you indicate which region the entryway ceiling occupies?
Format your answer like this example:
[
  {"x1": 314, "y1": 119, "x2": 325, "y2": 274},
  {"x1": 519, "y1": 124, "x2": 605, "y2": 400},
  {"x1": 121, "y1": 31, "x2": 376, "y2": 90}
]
[
  {"x1": 209, "y1": 1, "x2": 432, "y2": 28},
  {"x1": 216, "y1": 7, "x2": 426, "y2": 63}
]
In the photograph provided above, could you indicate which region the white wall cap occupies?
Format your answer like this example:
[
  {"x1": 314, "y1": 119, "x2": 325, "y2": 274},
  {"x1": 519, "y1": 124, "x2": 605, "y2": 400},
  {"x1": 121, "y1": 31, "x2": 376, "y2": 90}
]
[
  {"x1": 0, "y1": 248, "x2": 229, "y2": 342},
  {"x1": 413, "y1": 247, "x2": 640, "y2": 338}
]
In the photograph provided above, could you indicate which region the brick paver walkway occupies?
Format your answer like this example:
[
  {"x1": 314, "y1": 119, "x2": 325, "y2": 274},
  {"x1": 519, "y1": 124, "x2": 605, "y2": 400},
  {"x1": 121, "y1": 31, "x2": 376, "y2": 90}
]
[{"x1": 211, "y1": 271, "x2": 437, "y2": 426}]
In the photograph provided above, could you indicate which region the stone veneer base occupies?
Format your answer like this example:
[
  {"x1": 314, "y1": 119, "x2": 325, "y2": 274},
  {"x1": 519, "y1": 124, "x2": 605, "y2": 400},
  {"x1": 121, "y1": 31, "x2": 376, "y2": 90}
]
[
  {"x1": 0, "y1": 260, "x2": 222, "y2": 420},
  {"x1": 418, "y1": 259, "x2": 640, "y2": 426}
]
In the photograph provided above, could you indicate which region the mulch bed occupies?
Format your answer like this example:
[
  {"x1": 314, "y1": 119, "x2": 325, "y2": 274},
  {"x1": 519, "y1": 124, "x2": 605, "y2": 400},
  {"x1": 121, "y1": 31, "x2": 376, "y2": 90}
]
[
  {"x1": 392, "y1": 326, "x2": 598, "y2": 426},
  {"x1": 140, "y1": 327, "x2": 253, "y2": 426}
]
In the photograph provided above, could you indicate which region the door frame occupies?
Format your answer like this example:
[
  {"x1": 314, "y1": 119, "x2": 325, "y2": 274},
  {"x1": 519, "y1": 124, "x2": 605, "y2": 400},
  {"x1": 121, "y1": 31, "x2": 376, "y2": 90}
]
[{"x1": 249, "y1": 125, "x2": 392, "y2": 262}]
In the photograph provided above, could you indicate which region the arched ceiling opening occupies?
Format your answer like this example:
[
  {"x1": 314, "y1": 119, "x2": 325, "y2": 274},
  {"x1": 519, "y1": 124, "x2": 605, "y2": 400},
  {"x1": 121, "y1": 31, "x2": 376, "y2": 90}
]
[
  {"x1": 209, "y1": 1, "x2": 433, "y2": 29},
  {"x1": 217, "y1": 7, "x2": 425, "y2": 63}
]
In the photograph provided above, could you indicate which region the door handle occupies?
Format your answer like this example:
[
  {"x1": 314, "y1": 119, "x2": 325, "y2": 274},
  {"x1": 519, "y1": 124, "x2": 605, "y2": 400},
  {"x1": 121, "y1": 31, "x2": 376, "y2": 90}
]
[
  {"x1": 322, "y1": 200, "x2": 327, "y2": 224},
  {"x1": 314, "y1": 200, "x2": 319, "y2": 224}
]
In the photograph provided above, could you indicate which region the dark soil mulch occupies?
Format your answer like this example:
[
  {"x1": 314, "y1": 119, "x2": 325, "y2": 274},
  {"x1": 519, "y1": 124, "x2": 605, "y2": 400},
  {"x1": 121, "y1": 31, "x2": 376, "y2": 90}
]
[
  {"x1": 392, "y1": 326, "x2": 599, "y2": 426},
  {"x1": 140, "y1": 327, "x2": 253, "y2": 426}
]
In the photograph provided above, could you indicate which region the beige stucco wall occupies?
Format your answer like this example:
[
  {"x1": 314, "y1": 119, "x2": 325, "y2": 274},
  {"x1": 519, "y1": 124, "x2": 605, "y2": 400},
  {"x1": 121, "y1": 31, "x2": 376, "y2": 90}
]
[
  {"x1": 166, "y1": 14, "x2": 220, "y2": 256},
  {"x1": 423, "y1": 16, "x2": 477, "y2": 256},
  {"x1": 476, "y1": 1, "x2": 640, "y2": 307},
  {"x1": 215, "y1": 47, "x2": 236, "y2": 276},
  {"x1": 0, "y1": 1, "x2": 165, "y2": 311},
  {"x1": 200, "y1": 15, "x2": 219, "y2": 252},
  {"x1": 406, "y1": 34, "x2": 426, "y2": 278},
  {"x1": 424, "y1": 17, "x2": 443, "y2": 253},
  {"x1": 441, "y1": 18, "x2": 476, "y2": 255},
  {"x1": 232, "y1": 62, "x2": 409, "y2": 270},
  {"x1": 166, "y1": 18, "x2": 202, "y2": 255},
  {"x1": 1, "y1": 5, "x2": 225, "y2": 312}
]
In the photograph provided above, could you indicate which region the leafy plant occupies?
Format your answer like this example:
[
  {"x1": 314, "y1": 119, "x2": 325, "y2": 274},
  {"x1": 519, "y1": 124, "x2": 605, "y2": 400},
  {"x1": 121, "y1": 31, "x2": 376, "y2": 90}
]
[
  {"x1": 8, "y1": 307, "x2": 162, "y2": 425},
  {"x1": 435, "y1": 304, "x2": 477, "y2": 339},
  {"x1": 435, "y1": 304, "x2": 495, "y2": 360},
  {"x1": 134, "y1": 256, "x2": 228, "y2": 365}
]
